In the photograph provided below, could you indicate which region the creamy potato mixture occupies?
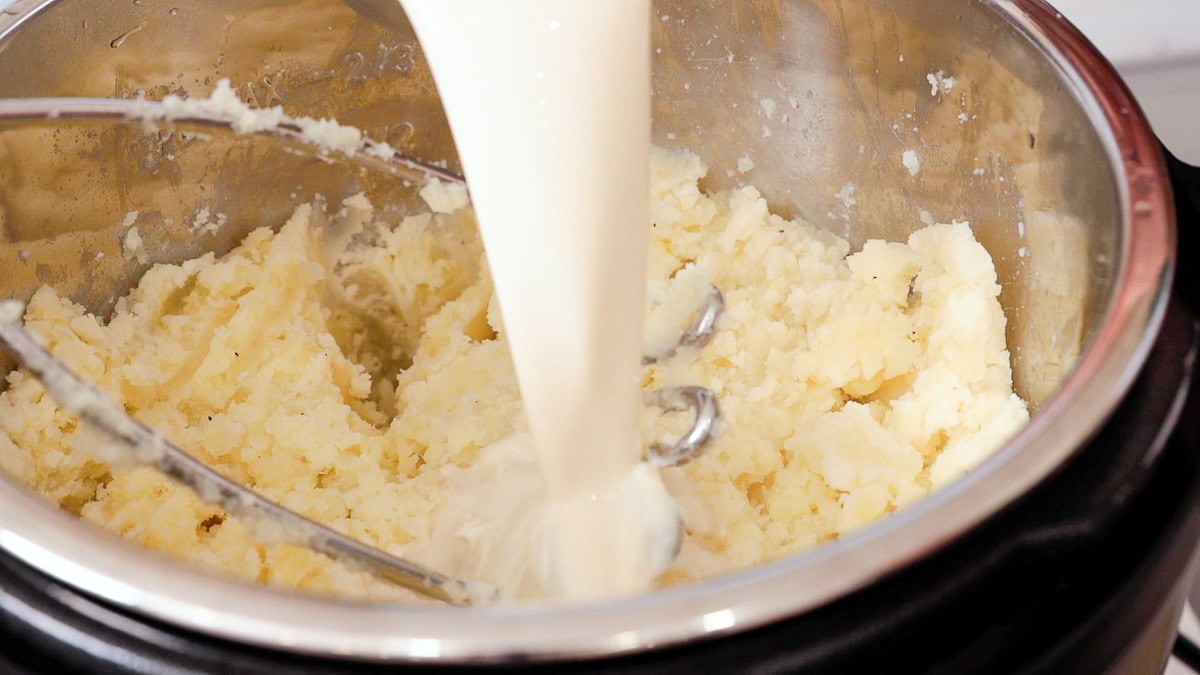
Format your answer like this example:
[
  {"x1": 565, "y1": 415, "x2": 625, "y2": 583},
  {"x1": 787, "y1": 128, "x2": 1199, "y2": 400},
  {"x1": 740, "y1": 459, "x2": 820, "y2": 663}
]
[{"x1": 0, "y1": 148, "x2": 1027, "y2": 600}]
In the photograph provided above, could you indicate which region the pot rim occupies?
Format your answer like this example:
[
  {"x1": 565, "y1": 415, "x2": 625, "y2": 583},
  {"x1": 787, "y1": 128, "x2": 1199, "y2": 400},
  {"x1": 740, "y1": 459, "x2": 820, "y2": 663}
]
[{"x1": 0, "y1": 0, "x2": 1176, "y2": 663}]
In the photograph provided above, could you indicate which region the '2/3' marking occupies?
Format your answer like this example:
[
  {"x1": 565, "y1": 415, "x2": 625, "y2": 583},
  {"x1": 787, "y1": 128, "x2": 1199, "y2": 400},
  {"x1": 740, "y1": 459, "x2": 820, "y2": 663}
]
[
  {"x1": 239, "y1": 41, "x2": 419, "y2": 107},
  {"x1": 339, "y1": 43, "x2": 418, "y2": 83}
]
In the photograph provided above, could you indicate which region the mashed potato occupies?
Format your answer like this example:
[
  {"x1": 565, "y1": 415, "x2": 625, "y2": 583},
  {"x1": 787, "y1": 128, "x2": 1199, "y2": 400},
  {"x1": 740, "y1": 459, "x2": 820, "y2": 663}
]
[{"x1": 0, "y1": 148, "x2": 1027, "y2": 600}]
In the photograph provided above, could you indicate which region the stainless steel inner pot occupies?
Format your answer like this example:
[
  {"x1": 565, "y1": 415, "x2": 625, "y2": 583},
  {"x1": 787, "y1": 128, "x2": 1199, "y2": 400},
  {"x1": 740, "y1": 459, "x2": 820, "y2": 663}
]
[{"x1": 0, "y1": 0, "x2": 1174, "y2": 663}]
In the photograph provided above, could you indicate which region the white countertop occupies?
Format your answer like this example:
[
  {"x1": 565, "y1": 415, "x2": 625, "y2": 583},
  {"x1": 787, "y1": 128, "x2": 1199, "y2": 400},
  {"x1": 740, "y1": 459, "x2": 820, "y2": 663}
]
[
  {"x1": 1052, "y1": 0, "x2": 1200, "y2": 163},
  {"x1": 1052, "y1": 0, "x2": 1200, "y2": 69},
  {"x1": 1167, "y1": 603, "x2": 1199, "y2": 674}
]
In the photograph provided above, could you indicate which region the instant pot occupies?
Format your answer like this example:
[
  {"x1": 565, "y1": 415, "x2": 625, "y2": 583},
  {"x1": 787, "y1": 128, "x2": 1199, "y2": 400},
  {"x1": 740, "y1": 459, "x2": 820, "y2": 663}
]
[{"x1": 0, "y1": 0, "x2": 1197, "y2": 672}]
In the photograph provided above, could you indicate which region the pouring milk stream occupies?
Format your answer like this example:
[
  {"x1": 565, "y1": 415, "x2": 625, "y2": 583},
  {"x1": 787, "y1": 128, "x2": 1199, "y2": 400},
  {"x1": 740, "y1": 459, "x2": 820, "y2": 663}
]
[{"x1": 399, "y1": 1, "x2": 682, "y2": 600}]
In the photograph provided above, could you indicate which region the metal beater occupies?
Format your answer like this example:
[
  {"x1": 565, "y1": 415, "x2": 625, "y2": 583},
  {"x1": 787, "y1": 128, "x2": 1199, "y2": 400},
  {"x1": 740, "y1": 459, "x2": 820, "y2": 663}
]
[{"x1": 0, "y1": 97, "x2": 724, "y2": 605}]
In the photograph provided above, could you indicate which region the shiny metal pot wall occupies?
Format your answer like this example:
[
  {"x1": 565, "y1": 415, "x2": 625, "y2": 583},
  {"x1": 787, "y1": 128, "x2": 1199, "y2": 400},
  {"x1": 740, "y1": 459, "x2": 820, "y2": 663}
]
[{"x1": 0, "y1": 0, "x2": 1174, "y2": 663}]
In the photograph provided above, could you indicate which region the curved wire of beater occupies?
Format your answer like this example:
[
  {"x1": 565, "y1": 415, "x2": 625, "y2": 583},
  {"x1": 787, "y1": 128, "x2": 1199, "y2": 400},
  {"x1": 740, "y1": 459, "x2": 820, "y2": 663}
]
[
  {"x1": 0, "y1": 96, "x2": 465, "y2": 187},
  {"x1": 642, "y1": 286, "x2": 725, "y2": 467},
  {"x1": 0, "y1": 96, "x2": 725, "y2": 601}
]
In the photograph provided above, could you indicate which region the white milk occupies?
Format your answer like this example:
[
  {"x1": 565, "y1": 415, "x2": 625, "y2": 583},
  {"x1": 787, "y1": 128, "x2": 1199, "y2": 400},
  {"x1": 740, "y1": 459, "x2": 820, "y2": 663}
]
[{"x1": 399, "y1": 0, "x2": 679, "y2": 601}]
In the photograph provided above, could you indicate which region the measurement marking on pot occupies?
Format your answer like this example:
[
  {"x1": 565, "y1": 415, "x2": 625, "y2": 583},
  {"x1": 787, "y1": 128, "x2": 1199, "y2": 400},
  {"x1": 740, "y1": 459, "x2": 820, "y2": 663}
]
[
  {"x1": 338, "y1": 43, "x2": 418, "y2": 83},
  {"x1": 242, "y1": 73, "x2": 287, "y2": 108},
  {"x1": 110, "y1": 23, "x2": 145, "y2": 49}
]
